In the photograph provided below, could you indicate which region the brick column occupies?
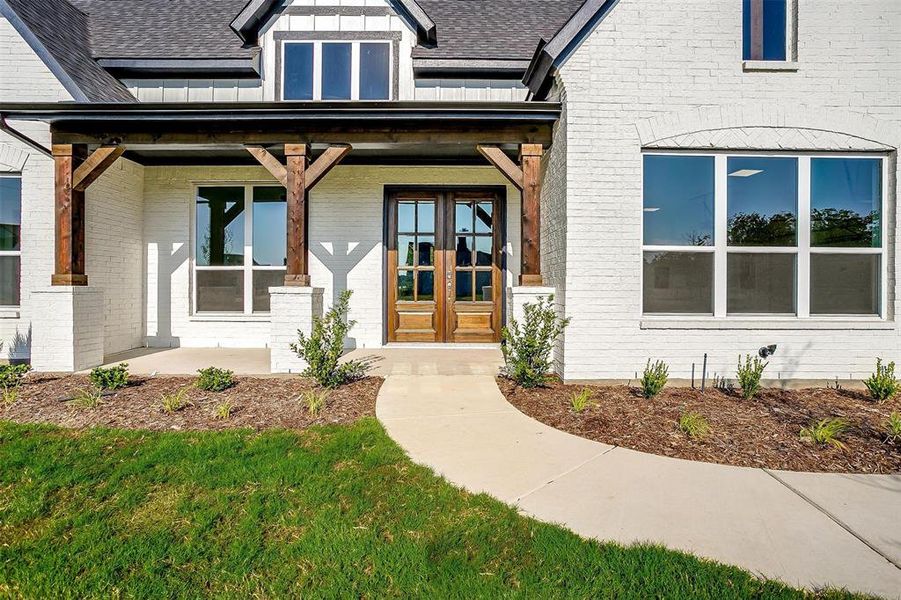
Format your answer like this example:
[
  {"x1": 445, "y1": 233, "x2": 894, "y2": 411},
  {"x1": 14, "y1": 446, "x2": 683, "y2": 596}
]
[
  {"x1": 269, "y1": 286, "x2": 323, "y2": 373},
  {"x1": 30, "y1": 287, "x2": 104, "y2": 372}
]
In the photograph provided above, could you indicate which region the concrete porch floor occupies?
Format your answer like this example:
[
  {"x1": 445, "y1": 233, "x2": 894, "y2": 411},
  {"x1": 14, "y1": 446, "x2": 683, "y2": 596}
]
[{"x1": 98, "y1": 346, "x2": 504, "y2": 377}]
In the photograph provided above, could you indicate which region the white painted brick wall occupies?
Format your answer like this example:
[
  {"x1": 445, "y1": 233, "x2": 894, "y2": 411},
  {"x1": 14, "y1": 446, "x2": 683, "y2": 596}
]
[
  {"x1": 143, "y1": 165, "x2": 520, "y2": 349},
  {"x1": 30, "y1": 287, "x2": 103, "y2": 372},
  {"x1": 552, "y1": 0, "x2": 901, "y2": 382}
]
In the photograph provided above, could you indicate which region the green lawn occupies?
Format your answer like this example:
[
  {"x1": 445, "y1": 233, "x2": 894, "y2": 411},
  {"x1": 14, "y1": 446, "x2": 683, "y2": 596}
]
[{"x1": 0, "y1": 419, "x2": 857, "y2": 598}]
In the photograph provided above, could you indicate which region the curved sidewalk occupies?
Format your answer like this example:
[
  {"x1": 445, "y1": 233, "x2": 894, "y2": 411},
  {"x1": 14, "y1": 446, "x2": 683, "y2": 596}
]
[{"x1": 376, "y1": 369, "x2": 901, "y2": 598}]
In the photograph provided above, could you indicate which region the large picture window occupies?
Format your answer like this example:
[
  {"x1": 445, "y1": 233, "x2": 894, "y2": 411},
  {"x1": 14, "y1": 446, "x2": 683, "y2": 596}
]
[
  {"x1": 642, "y1": 153, "x2": 886, "y2": 318},
  {"x1": 195, "y1": 185, "x2": 286, "y2": 314},
  {"x1": 282, "y1": 41, "x2": 391, "y2": 101},
  {"x1": 0, "y1": 175, "x2": 21, "y2": 307}
]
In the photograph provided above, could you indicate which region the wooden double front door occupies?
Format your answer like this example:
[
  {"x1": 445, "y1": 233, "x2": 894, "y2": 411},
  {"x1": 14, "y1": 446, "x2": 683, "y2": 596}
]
[{"x1": 387, "y1": 188, "x2": 504, "y2": 343}]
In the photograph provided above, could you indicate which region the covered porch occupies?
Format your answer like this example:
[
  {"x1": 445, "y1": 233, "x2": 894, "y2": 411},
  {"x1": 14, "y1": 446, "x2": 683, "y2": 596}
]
[{"x1": 0, "y1": 101, "x2": 560, "y2": 373}]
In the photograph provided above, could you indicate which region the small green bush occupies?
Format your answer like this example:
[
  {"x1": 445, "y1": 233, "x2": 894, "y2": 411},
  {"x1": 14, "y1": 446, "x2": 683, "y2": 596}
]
[
  {"x1": 303, "y1": 389, "x2": 330, "y2": 416},
  {"x1": 678, "y1": 411, "x2": 711, "y2": 440},
  {"x1": 863, "y1": 358, "x2": 899, "y2": 403},
  {"x1": 501, "y1": 295, "x2": 570, "y2": 388},
  {"x1": 68, "y1": 387, "x2": 103, "y2": 409},
  {"x1": 215, "y1": 401, "x2": 233, "y2": 420},
  {"x1": 570, "y1": 388, "x2": 593, "y2": 413},
  {"x1": 196, "y1": 367, "x2": 235, "y2": 392},
  {"x1": 0, "y1": 363, "x2": 31, "y2": 406},
  {"x1": 292, "y1": 290, "x2": 367, "y2": 389},
  {"x1": 800, "y1": 418, "x2": 849, "y2": 450},
  {"x1": 89, "y1": 363, "x2": 129, "y2": 391},
  {"x1": 736, "y1": 354, "x2": 767, "y2": 399},
  {"x1": 883, "y1": 412, "x2": 901, "y2": 444},
  {"x1": 640, "y1": 359, "x2": 669, "y2": 399},
  {"x1": 160, "y1": 387, "x2": 192, "y2": 414}
]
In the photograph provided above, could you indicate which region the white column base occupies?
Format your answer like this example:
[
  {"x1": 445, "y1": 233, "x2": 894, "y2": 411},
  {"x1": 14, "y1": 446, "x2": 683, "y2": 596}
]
[
  {"x1": 269, "y1": 286, "x2": 324, "y2": 374},
  {"x1": 30, "y1": 286, "x2": 104, "y2": 372},
  {"x1": 507, "y1": 285, "x2": 557, "y2": 323}
]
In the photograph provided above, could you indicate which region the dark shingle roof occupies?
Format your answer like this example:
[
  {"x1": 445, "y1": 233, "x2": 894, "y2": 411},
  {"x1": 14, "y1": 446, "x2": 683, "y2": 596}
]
[
  {"x1": 413, "y1": 0, "x2": 586, "y2": 61},
  {"x1": 0, "y1": 0, "x2": 135, "y2": 101}
]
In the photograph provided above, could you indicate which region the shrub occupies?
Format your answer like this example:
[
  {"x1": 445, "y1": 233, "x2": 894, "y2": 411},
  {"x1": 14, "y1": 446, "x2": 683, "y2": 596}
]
[
  {"x1": 160, "y1": 387, "x2": 191, "y2": 414},
  {"x1": 736, "y1": 354, "x2": 767, "y2": 399},
  {"x1": 196, "y1": 367, "x2": 235, "y2": 392},
  {"x1": 678, "y1": 411, "x2": 711, "y2": 440},
  {"x1": 0, "y1": 363, "x2": 31, "y2": 406},
  {"x1": 570, "y1": 388, "x2": 593, "y2": 413},
  {"x1": 304, "y1": 389, "x2": 330, "y2": 416},
  {"x1": 90, "y1": 363, "x2": 129, "y2": 391},
  {"x1": 800, "y1": 418, "x2": 849, "y2": 450},
  {"x1": 640, "y1": 359, "x2": 669, "y2": 399},
  {"x1": 863, "y1": 358, "x2": 899, "y2": 403},
  {"x1": 501, "y1": 295, "x2": 570, "y2": 388},
  {"x1": 68, "y1": 387, "x2": 103, "y2": 409},
  {"x1": 883, "y1": 412, "x2": 901, "y2": 444},
  {"x1": 215, "y1": 401, "x2": 233, "y2": 420},
  {"x1": 291, "y1": 290, "x2": 367, "y2": 389}
]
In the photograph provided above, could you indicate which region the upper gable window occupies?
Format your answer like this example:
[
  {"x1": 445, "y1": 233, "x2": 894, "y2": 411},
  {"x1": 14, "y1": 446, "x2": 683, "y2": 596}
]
[
  {"x1": 282, "y1": 41, "x2": 391, "y2": 101},
  {"x1": 742, "y1": 0, "x2": 788, "y2": 61}
]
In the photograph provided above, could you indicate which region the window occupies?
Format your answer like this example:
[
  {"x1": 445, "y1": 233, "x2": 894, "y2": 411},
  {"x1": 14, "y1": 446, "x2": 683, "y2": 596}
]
[
  {"x1": 282, "y1": 41, "x2": 391, "y2": 101},
  {"x1": 0, "y1": 175, "x2": 21, "y2": 307},
  {"x1": 194, "y1": 185, "x2": 286, "y2": 314},
  {"x1": 642, "y1": 154, "x2": 886, "y2": 318},
  {"x1": 743, "y1": 0, "x2": 789, "y2": 61}
]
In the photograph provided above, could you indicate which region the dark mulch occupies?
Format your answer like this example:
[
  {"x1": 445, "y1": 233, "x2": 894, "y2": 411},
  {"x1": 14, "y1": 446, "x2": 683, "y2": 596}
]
[
  {"x1": 498, "y1": 378, "x2": 901, "y2": 474},
  {"x1": 0, "y1": 374, "x2": 383, "y2": 431}
]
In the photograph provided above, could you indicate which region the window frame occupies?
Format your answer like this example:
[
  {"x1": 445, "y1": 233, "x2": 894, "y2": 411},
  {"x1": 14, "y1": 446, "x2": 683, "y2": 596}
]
[
  {"x1": 281, "y1": 40, "x2": 393, "y2": 101},
  {"x1": 192, "y1": 183, "x2": 287, "y2": 316},
  {"x1": 0, "y1": 173, "x2": 22, "y2": 309},
  {"x1": 641, "y1": 151, "x2": 888, "y2": 320}
]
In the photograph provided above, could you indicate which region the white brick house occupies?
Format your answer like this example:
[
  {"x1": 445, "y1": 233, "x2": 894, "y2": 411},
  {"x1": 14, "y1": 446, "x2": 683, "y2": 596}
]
[{"x1": 0, "y1": 0, "x2": 898, "y2": 382}]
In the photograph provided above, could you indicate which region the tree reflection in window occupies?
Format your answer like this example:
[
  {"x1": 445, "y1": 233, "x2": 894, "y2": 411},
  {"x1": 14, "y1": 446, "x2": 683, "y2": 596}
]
[{"x1": 727, "y1": 211, "x2": 797, "y2": 246}]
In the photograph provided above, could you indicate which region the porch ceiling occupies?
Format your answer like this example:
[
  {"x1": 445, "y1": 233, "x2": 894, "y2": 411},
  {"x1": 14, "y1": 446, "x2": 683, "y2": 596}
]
[{"x1": 0, "y1": 101, "x2": 560, "y2": 163}]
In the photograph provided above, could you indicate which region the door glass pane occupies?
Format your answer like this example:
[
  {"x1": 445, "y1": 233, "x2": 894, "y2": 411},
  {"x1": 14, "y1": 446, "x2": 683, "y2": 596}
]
[
  {"x1": 252, "y1": 187, "x2": 286, "y2": 266},
  {"x1": 252, "y1": 269, "x2": 286, "y2": 313},
  {"x1": 283, "y1": 43, "x2": 313, "y2": 100},
  {"x1": 643, "y1": 251, "x2": 714, "y2": 314},
  {"x1": 474, "y1": 237, "x2": 492, "y2": 266},
  {"x1": 455, "y1": 236, "x2": 473, "y2": 267},
  {"x1": 398, "y1": 202, "x2": 415, "y2": 232},
  {"x1": 322, "y1": 43, "x2": 352, "y2": 100},
  {"x1": 397, "y1": 270, "x2": 414, "y2": 301},
  {"x1": 456, "y1": 203, "x2": 473, "y2": 233},
  {"x1": 810, "y1": 254, "x2": 880, "y2": 315},
  {"x1": 643, "y1": 155, "x2": 714, "y2": 246},
  {"x1": 196, "y1": 187, "x2": 245, "y2": 266},
  {"x1": 417, "y1": 202, "x2": 435, "y2": 233},
  {"x1": 475, "y1": 271, "x2": 493, "y2": 302},
  {"x1": 196, "y1": 270, "x2": 243, "y2": 312},
  {"x1": 475, "y1": 202, "x2": 493, "y2": 233},
  {"x1": 0, "y1": 177, "x2": 21, "y2": 251},
  {"x1": 398, "y1": 235, "x2": 415, "y2": 266},
  {"x1": 811, "y1": 158, "x2": 882, "y2": 248},
  {"x1": 455, "y1": 270, "x2": 473, "y2": 301},
  {"x1": 417, "y1": 271, "x2": 434, "y2": 301},
  {"x1": 360, "y1": 42, "x2": 390, "y2": 100},
  {"x1": 0, "y1": 256, "x2": 19, "y2": 306},
  {"x1": 727, "y1": 157, "x2": 797, "y2": 247},
  {"x1": 727, "y1": 253, "x2": 796, "y2": 314},
  {"x1": 417, "y1": 236, "x2": 435, "y2": 267}
]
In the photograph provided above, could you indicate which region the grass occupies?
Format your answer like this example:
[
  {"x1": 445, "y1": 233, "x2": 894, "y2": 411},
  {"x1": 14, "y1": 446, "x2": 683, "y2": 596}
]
[
  {"x1": 0, "y1": 419, "x2": 859, "y2": 599},
  {"x1": 800, "y1": 418, "x2": 849, "y2": 450},
  {"x1": 678, "y1": 411, "x2": 711, "y2": 440}
]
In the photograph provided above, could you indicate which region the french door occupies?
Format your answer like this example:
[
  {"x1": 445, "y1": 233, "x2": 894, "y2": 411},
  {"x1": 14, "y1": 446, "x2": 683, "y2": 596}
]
[{"x1": 386, "y1": 188, "x2": 503, "y2": 343}]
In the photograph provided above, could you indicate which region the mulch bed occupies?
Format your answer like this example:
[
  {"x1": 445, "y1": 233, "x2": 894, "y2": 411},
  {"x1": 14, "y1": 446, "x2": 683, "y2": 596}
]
[
  {"x1": 497, "y1": 378, "x2": 901, "y2": 474},
  {"x1": 0, "y1": 374, "x2": 383, "y2": 431}
]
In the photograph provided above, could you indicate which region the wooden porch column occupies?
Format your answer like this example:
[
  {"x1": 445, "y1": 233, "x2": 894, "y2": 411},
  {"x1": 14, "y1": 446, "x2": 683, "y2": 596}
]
[
  {"x1": 519, "y1": 143, "x2": 543, "y2": 286},
  {"x1": 284, "y1": 143, "x2": 310, "y2": 286},
  {"x1": 52, "y1": 144, "x2": 88, "y2": 286}
]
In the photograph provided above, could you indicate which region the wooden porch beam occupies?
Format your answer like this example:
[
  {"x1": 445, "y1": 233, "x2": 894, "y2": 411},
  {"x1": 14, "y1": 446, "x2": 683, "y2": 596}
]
[
  {"x1": 305, "y1": 144, "x2": 352, "y2": 191},
  {"x1": 72, "y1": 145, "x2": 125, "y2": 192},
  {"x1": 52, "y1": 144, "x2": 88, "y2": 286},
  {"x1": 519, "y1": 144, "x2": 543, "y2": 286},
  {"x1": 245, "y1": 145, "x2": 287, "y2": 186},
  {"x1": 284, "y1": 143, "x2": 310, "y2": 286},
  {"x1": 476, "y1": 145, "x2": 523, "y2": 190}
]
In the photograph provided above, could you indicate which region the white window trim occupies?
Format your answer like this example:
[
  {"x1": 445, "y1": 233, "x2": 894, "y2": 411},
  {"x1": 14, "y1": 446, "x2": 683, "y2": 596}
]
[
  {"x1": 641, "y1": 151, "x2": 888, "y2": 321},
  {"x1": 192, "y1": 183, "x2": 287, "y2": 317},
  {"x1": 0, "y1": 173, "x2": 21, "y2": 309},
  {"x1": 281, "y1": 40, "x2": 393, "y2": 101}
]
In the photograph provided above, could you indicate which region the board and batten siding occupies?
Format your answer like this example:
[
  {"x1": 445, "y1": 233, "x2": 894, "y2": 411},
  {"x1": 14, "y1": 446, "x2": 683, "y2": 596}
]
[{"x1": 549, "y1": 0, "x2": 901, "y2": 382}]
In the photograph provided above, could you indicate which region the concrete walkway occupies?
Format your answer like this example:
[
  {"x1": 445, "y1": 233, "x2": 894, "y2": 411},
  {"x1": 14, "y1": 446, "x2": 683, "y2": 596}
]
[{"x1": 376, "y1": 363, "x2": 901, "y2": 597}]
